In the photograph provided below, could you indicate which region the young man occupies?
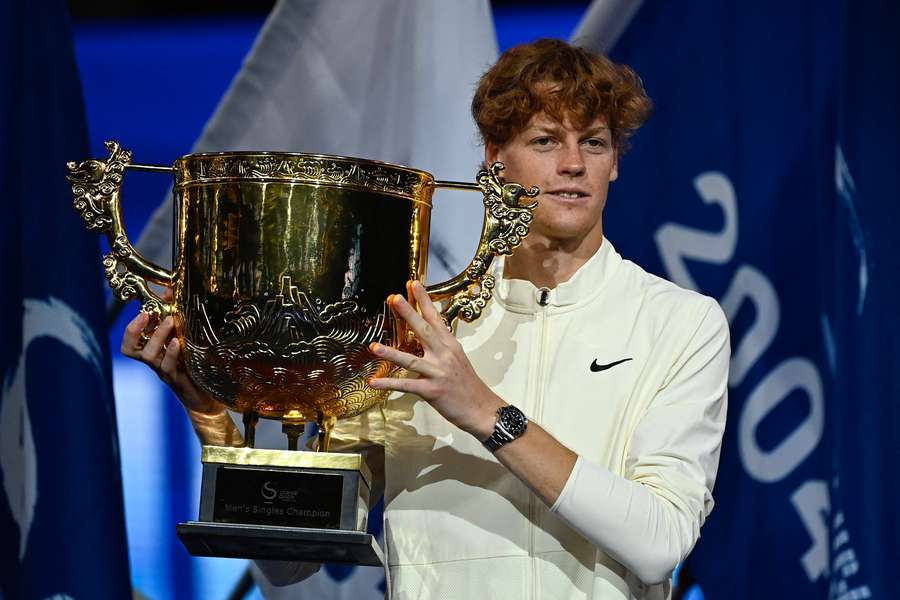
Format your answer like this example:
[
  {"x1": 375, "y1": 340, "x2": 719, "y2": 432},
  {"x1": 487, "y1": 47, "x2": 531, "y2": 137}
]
[{"x1": 124, "y1": 39, "x2": 729, "y2": 599}]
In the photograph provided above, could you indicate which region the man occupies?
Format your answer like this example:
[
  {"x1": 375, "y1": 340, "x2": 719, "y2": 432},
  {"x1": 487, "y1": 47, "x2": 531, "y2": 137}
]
[{"x1": 124, "y1": 39, "x2": 729, "y2": 599}]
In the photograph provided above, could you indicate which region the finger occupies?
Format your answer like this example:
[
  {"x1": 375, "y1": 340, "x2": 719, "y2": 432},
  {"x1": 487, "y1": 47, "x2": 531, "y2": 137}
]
[
  {"x1": 121, "y1": 312, "x2": 149, "y2": 356},
  {"x1": 368, "y1": 376, "x2": 426, "y2": 395},
  {"x1": 369, "y1": 342, "x2": 440, "y2": 377},
  {"x1": 410, "y1": 280, "x2": 444, "y2": 327},
  {"x1": 141, "y1": 316, "x2": 174, "y2": 364},
  {"x1": 159, "y1": 337, "x2": 181, "y2": 381},
  {"x1": 161, "y1": 287, "x2": 174, "y2": 302},
  {"x1": 389, "y1": 293, "x2": 436, "y2": 347}
]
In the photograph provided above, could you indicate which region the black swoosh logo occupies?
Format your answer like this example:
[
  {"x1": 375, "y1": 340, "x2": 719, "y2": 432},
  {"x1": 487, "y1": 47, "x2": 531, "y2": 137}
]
[{"x1": 590, "y1": 357, "x2": 633, "y2": 372}]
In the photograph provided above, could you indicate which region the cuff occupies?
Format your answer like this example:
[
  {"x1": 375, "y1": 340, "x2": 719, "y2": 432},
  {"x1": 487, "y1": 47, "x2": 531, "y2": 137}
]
[{"x1": 551, "y1": 454, "x2": 584, "y2": 513}]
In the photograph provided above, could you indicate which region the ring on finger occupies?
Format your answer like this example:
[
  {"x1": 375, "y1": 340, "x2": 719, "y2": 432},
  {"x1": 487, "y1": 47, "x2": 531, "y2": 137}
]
[{"x1": 138, "y1": 331, "x2": 151, "y2": 348}]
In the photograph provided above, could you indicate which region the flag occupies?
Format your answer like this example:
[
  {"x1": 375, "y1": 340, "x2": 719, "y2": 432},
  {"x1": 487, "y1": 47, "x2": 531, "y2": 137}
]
[
  {"x1": 134, "y1": 0, "x2": 498, "y2": 287},
  {"x1": 0, "y1": 1, "x2": 132, "y2": 598},
  {"x1": 823, "y1": 2, "x2": 900, "y2": 598},
  {"x1": 575, "y1": 0, "x2": 858, "y2": 597}
]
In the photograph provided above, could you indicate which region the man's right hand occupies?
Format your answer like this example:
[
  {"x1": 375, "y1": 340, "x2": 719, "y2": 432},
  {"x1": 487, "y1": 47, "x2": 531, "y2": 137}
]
[{"x1": 121, "y1": 310, "x2": 243, "y2": 447}]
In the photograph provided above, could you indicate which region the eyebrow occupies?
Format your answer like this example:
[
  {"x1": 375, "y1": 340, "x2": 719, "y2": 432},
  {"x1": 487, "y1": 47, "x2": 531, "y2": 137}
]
[
  {"x1": 528, "y1": 124, "x2": 611, "y2": 136},
  {"x1": 583, "y1": 126, "x2": 611, "y2": 137}
]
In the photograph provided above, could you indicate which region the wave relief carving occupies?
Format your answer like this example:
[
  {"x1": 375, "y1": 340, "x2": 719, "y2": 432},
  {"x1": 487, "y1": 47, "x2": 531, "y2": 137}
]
[{"x1": 183, "y1": 276, "x2": 397, "y2": 419}]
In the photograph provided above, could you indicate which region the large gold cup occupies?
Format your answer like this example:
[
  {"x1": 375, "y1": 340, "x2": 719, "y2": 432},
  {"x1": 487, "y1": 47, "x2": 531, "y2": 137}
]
[
  {"x1": 68, "y1": 141, "x2": 537, "y2": 448},
  {"x1": 67, "y1": 141, "x2": 538, "y2": 564}
]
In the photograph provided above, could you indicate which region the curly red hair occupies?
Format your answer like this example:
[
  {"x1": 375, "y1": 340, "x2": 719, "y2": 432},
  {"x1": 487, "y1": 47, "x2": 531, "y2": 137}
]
[{"x1": 472, "y1": 39, "x2": 652, "y2": 153}]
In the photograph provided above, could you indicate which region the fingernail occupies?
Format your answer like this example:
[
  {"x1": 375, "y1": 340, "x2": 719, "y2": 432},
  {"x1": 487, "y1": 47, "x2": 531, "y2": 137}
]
[
  {"x1": 368, "y1": 377, "x2": 379, "y2": 388},
  {"x1": 369, "y1": 342, "x2": 380, "y2": 353},
  {"x1": 168, "y1": 339, "x2": 178, "y2": 350}
]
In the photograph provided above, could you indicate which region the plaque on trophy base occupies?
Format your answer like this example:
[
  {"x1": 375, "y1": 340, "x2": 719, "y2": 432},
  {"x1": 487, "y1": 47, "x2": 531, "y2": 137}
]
[{"x1": 177, "y1": 446, "x2": 383, "y2": 565}]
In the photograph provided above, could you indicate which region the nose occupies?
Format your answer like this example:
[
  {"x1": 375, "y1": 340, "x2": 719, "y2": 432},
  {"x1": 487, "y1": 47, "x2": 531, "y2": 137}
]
[{"x1": 557, "y1": 142, "x2": 585, "y2": 177}]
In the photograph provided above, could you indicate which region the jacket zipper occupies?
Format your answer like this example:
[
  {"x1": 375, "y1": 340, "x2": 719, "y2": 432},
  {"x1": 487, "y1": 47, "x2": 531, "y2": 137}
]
[{"x1": 530, "y1": 288, "x2": 551, "y2": 599}]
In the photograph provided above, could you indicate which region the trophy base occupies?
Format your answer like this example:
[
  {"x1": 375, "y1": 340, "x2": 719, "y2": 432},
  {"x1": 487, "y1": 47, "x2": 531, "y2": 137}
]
[
  {"x1": 176, "y1": 521, "x2": 384, "y2": 566},
  {"x1": 178, "y1": 446, "x2": 379, "y2": 564}
]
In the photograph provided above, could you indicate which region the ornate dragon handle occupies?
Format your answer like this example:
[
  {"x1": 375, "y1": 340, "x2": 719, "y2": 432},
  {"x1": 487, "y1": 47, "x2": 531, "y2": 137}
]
[
  {"x1": 66, "y1": 140, "x2": 176, "y2": 320},
  {"x1": 428, "y1": 162, "x2": 539, "y2": 324}
]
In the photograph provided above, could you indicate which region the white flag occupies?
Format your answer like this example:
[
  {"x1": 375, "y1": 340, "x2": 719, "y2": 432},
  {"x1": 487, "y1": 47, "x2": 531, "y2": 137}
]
[
  {"x1": 131, "y1": 2, "x2": 498, "y2": 597},
  {"x1": 570, "y1": 0, "x2": 643, "y2": 52},
  {"x1": 135, "y1": 0, "x2": 498, "y2": 286}
]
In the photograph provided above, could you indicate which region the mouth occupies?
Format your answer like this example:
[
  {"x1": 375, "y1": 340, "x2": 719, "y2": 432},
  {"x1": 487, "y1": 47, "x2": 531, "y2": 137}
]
[{"x1": 545, "y1": 189, "x2": 590, "y2": 200}]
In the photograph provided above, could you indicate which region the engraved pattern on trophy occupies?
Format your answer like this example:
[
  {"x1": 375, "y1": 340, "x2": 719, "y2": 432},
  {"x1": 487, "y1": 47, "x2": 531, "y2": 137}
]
[
  {"x1": 478, "y1": 161, "x2": 540, "y2": 255},
  {"x1": 428, "y1": 162, "x2": 539, "y2": 324},
  {"x1": 182, "y1": 276, "x2": 397, "y2": 425},
  {"x1": 67, "y1": 142, "x2": 129, "y2": 232},
  {"x1": 175, "y1": 153, "x2": 428, "y2": 200},
  {"x1": 66, "y1": 141, "x2": 175, "y2": 320}
]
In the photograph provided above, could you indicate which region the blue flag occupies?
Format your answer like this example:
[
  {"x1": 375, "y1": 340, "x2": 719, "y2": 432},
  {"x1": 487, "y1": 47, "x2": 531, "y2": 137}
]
[
  {"x1": 823, "y1": 2, "x2": 900, "y2": 598},
  {"x1": 0, "y1": 2, "x2": 132, "y2": 598},
  {"x1": 597, "y1": 1, "x2": 873, "y2": 597}
]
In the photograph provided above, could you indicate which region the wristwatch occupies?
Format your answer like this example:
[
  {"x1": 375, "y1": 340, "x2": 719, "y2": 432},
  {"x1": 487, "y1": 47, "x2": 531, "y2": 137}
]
[{"x1": 482, "y1": 405, "x2": 528, "y2": 453}]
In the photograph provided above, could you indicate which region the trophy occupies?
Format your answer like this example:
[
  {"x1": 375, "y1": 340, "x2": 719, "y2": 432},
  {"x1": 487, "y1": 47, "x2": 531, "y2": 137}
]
[{"x1": 67, "y1": 141, "x2": 538, "y2": 565}]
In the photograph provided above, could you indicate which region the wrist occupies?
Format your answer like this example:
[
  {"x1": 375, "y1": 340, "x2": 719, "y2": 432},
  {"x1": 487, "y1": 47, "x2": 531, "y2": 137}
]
[
  {"x1": 185, "y1": 406, "x2": 243, "y2": 447},
  {"x1": 176, "y1": 384, "x2": 222, "y2": 415},
  {"x1": 471, "y1": 396, "x2": 508, "y2": 441}
]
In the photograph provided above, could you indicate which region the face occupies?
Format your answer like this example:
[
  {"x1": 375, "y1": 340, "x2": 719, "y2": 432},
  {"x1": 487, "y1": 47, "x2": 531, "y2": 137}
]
[{"x1": 485, "y1": 112, "x2": 618, "y2": 249}]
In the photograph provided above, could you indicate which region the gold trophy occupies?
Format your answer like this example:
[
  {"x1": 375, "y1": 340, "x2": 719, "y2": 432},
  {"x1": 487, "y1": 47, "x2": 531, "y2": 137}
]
[{"x1": 67, "y1": 141, "x2": 537, "y2": 565}]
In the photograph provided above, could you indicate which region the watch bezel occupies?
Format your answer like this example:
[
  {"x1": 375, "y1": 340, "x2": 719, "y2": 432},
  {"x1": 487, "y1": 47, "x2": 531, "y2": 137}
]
[{"x1": 497, "y1": 405, "x2": 528, "y2": 437}]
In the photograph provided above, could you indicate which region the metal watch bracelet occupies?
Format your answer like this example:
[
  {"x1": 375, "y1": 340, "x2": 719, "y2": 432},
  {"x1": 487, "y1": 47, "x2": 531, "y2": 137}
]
[{"x1": 482, "y1": 405, "x2": 528, "y2": 453}]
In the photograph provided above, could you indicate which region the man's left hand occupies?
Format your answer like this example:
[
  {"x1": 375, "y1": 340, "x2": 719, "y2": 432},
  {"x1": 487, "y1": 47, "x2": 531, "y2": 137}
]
[{"x1": 368, "y1": 280, "x2": 504, "y2": 440}]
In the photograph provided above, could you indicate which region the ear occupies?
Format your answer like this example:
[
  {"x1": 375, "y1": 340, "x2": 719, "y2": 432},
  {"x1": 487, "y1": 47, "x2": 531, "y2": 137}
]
[
  {"x1": 610, "y1": 150, "x2": 619, "y2": 182},
  {"x1": 484, "y1": 143, "x2": 501, "y2": 167}
]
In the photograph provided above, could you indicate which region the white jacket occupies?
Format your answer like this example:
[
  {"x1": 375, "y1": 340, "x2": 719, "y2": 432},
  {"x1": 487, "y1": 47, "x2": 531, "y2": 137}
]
[{"x1": 330, "y1": 239, "x2": 730, "y2": 599}]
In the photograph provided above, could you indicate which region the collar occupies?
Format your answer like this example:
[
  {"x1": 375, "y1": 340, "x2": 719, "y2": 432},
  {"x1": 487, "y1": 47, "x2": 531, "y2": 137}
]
[{"x1": 493, "y1": 238, "x2": 621, "y2": 312}]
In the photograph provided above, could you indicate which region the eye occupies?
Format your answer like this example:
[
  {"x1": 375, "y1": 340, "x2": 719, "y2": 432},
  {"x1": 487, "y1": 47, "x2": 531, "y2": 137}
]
[
  {"x1": 583, "y1": 137, "x2": 610, "y2": 151},
  {"x1": 531, "y1": 136, "x2": 556, "y2": 149}
]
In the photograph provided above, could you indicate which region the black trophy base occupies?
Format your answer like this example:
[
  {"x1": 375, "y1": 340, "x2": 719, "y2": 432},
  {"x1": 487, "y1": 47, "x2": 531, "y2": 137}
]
[{"x1": 177, "y1": 521, "x2": 384, "y2": 566}]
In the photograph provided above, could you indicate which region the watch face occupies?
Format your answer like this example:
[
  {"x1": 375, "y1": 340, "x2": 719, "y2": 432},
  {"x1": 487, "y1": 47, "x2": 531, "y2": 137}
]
[{"x1": 499, "y1": 406, "x2": 528, "y2": 436}]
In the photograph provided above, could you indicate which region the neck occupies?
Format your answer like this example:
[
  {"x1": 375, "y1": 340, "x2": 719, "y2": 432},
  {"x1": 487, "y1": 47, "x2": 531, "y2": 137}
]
[{"x1": 503, "y1": 228, "x2": 604, "y2": 289}]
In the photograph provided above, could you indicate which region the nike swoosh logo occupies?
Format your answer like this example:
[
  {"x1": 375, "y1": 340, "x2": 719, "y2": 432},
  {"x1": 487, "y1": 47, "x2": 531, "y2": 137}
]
[{"x1": 590, "y1": 357, "x2": 633, "y2": 372}]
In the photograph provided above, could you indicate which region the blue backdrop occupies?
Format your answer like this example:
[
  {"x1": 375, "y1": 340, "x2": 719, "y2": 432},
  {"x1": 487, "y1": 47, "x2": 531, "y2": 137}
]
[
  {"x1": 21, "y1": 2, "x2": 895, "y2": 598},
  {"x1": 607, "y1": 1, "x2": 897, "y2": 598}
]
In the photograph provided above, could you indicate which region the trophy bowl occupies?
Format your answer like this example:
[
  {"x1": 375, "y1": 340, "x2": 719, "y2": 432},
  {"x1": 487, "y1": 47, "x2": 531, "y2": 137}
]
[{"x1": 68, "y1": 142, "x2": 537, "y2": 450}]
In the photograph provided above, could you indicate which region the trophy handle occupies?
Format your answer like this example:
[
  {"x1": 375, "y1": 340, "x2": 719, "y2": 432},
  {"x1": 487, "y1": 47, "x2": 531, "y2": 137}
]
[
  {"x1": 426, "y1": 162, "x2": 539, "y2": 325},
  {"x1": 66, "y1": 140, "x2": 176, "y2": 320}
]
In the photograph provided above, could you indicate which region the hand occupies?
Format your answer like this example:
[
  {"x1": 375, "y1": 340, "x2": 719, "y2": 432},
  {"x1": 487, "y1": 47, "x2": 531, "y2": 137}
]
[
  {"x1": 120, "y1": 312, "x2": 213, "y2": 412},
  {"x1": 368, "y1": 281, "x2": 505, "y2": 440},
  {"x1": 120, "y1": 299, "x2": 242, "y2": 446}
]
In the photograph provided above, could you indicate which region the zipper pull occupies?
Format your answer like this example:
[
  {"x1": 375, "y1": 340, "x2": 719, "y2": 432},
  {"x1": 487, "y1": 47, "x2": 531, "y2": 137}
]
[{"x1": 537, "y1": 287, "x2": 551, "y2": 306}]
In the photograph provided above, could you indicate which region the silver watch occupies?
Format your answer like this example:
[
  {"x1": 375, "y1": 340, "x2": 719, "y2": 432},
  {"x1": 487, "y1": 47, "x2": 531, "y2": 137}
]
[{"x1": 482, "y1": 405, "x2": 528, "y2": 453}]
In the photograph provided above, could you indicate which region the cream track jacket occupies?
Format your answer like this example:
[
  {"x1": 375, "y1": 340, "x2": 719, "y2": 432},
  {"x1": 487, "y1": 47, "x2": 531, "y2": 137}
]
[{"x1": 321, "y1": 239, "x2": 729, "y2": 599}]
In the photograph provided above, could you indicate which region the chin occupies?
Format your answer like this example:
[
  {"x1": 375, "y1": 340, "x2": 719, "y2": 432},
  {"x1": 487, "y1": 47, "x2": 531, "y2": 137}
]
[{"x1": 533, "y1": 221, "x2": 598, "y2": 245}]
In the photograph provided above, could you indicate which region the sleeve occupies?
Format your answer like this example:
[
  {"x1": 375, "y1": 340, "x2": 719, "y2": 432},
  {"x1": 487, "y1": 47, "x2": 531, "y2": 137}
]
[{"x1": 551, "y1": 298, "x2": 730, "y2": 585}]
